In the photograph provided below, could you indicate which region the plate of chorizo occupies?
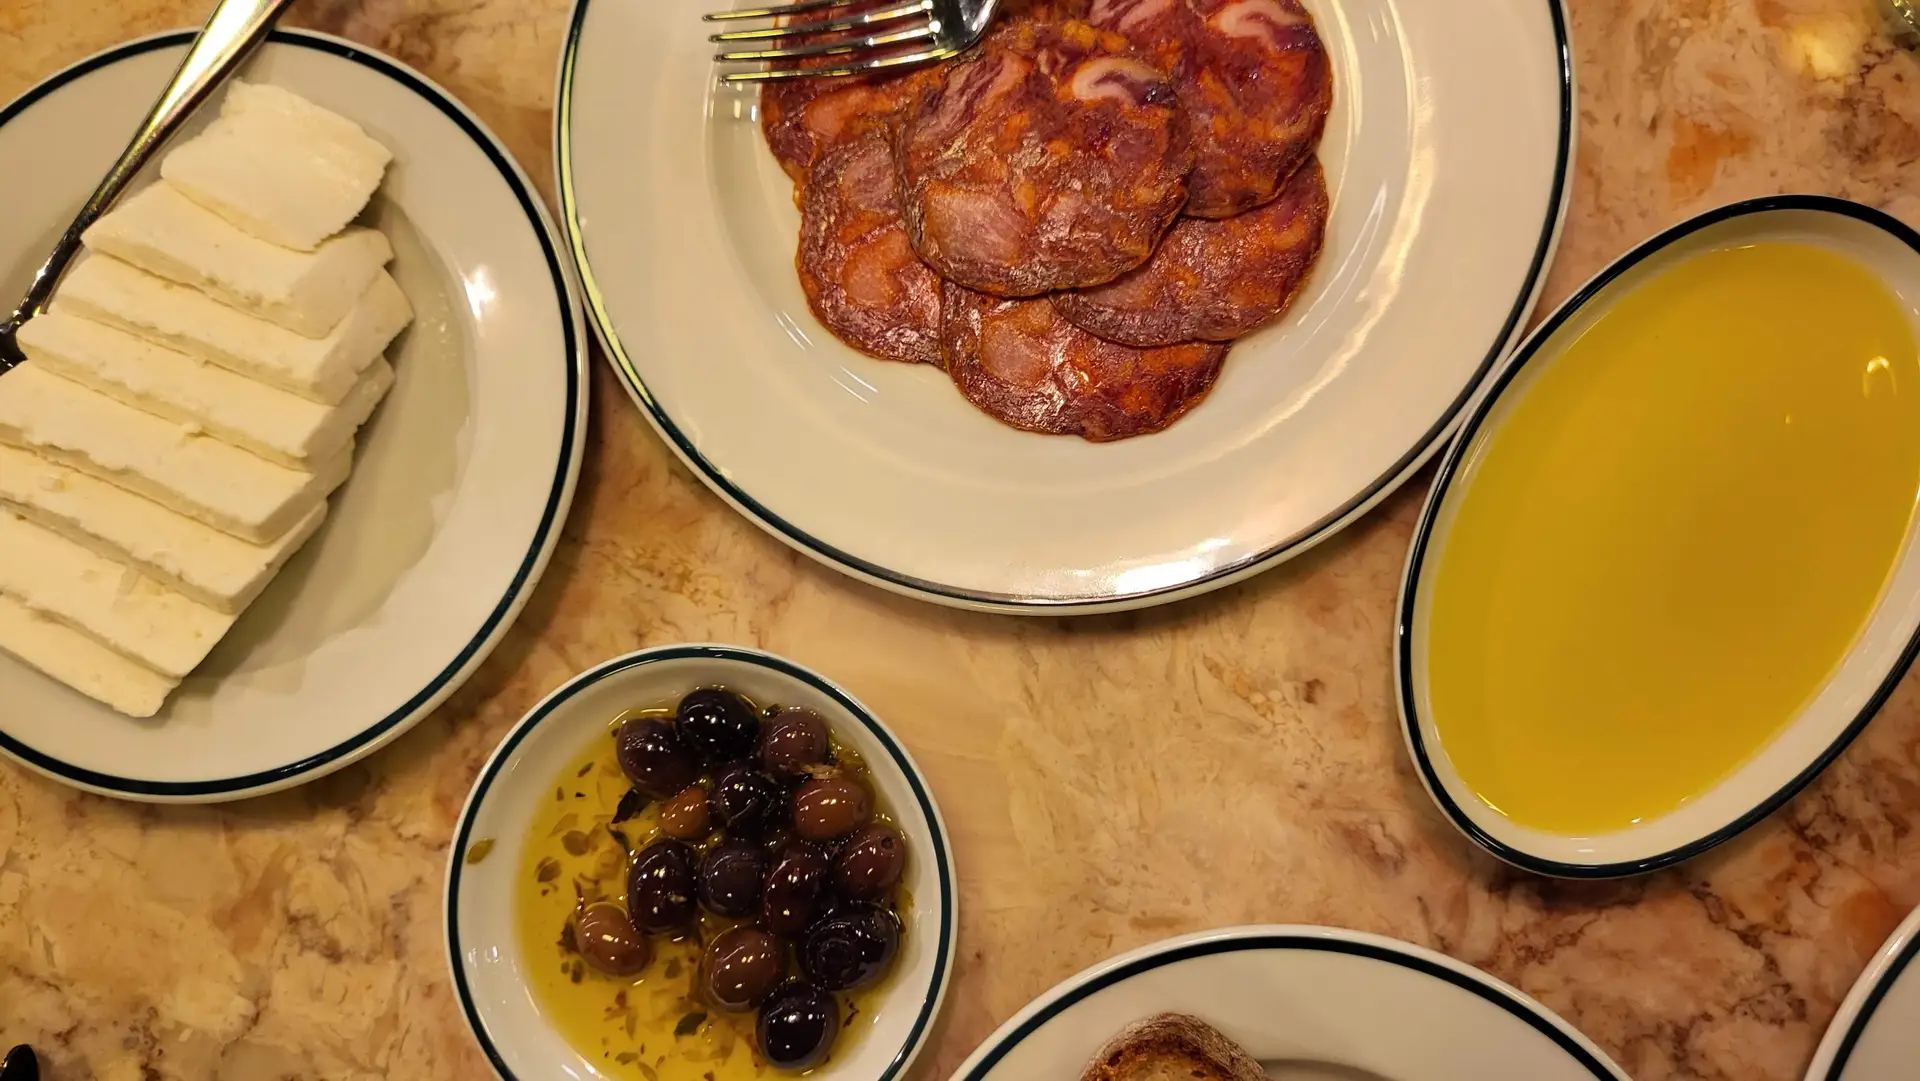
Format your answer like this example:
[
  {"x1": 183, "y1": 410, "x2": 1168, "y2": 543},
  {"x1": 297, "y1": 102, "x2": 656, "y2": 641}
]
[{"x1": 558, "y1": 0, "x2": 1571, "y2": 612}]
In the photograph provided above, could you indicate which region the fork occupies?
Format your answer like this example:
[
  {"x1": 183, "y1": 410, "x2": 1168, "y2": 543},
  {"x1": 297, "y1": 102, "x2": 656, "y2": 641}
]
[
  {"x1": 0, "y1": 0, "x2": 295, "y2": 374},
  {"x1": 706, "y1": 0, "x2": 999, "y2": 82}
]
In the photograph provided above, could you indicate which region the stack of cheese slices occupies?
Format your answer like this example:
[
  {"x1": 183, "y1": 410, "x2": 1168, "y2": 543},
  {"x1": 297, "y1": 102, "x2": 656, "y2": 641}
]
[{"x1": 0, "y1": 81, "x2": 413, "y2": 718}]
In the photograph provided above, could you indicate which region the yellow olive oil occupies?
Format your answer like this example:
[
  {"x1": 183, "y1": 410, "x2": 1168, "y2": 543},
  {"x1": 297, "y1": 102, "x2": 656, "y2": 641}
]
[{"x1": 1427, "y1": 242, "x2": 1920, "y2": 834}]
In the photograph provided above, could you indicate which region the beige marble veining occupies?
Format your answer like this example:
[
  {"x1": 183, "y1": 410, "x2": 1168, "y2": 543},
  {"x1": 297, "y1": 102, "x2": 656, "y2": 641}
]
[{"x1": 1, "y1": 0, "x2": 1919, "y2": 1078}]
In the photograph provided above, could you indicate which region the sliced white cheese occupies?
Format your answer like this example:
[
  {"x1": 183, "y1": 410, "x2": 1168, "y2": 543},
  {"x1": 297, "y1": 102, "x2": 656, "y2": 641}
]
[
  {"x1": 0, "y1": 594, "x2": 177, "y2": 718},
  {"x1": 82, "y1": 182, "x2": 392, "y2": 337},
  {"x1": 0, "y1": 446, "x2": 326, "y2": 614},
  {"x1": 19, "y1": 310, "x2": 394, "y2": 468},
  {"x1": 59, "y1": 256, "x2": 411, "y2": 405},
  {"x1": 0, "y1": 512, "x2": 234, "y2": 678},
  {"x1": 161, "y1": 81, "x2": 392, "y2": 252},
  {"x1": 0, "y1": 364, "x2": 351, "y2": 543}
]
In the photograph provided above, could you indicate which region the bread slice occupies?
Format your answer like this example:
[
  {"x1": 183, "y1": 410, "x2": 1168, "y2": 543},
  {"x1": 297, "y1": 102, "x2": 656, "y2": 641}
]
[{"x1": 1081, "y1": 1013, "x2": 1268, "y2": 1081}]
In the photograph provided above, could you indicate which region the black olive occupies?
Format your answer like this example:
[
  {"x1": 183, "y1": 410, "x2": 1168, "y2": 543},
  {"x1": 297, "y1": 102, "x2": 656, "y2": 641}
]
[
  {"x1": 628, "y1": 839, "x2": 697, "y2": 933},
  {"x1": 762, "y1": 840, "x2": 830, "y2": 937},
  {"x1": 756, "y1": 981, "x2": 839, "y2": 1070},
  {"x1": 698, "y1": 838, "x2": 767, "y2": 918},
  {"x1": 792, "y1": 775, "x2": 871, "y2": 842},
  {"x1": 758, "y1": 708, "x2": 831, "y2": 779},
  {"x1": 659, "y1": 784, "x2": 712, "y2": 841},
  {"x1": 705, "y1": 927, "x2": 786, "y2": 1012},
  {"x1": 575, "y1": 903, "x2": 653, "y2": 977},
  {"x1": 677, "y1": 688, "x2": 762, "y2": 763},
  {"x1": 799, "y1": 901, "x2": 899, "y2": 991},
  {"x1": 615, "y1": 718, "x2": 698, "y2": 799},
  {"x1": 709, "y1": 766, "x2": 787, "y2": 839},
  {"x1": 832, "y1": 825, "x2": 906, "y2": 900}
]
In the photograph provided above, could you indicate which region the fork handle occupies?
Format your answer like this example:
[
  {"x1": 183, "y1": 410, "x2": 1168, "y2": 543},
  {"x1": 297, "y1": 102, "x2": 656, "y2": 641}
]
[{"x1": 10, "y1": 0, "x2": 297, "y2": 323}]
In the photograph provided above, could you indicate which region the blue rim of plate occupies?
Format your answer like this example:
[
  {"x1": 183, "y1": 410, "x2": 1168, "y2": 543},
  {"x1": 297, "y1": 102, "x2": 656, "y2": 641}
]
[
  {"x1": 0, "y1": 29, "x2": 584, "y2": 798},
  {"x1": 553, "y1": 0, "x2": 1576, "y2": 611},
  {"x1": 954, "y1": 929, "x2": 1625, "y2": 1080},
  {"x1": 444, "y1": 644, "x2": 957, "y2": 1081},
  {"x1": 1811, "y1": 907, "x2": 1920, "y2": 1080},
  {"x1": 1395, "y1": 195, "x2": 1920, "y2": 879}
]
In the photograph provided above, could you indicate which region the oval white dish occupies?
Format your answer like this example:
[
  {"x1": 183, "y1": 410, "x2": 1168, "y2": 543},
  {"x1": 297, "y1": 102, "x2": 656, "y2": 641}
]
[
  {"x1": 555, "y1": 0, "x2": 1573, "y2": 613},
  {"x1": 1396, "y1": 196, "x2": 1920, "y2": 876},
  {"x1": 445, "y1": 644, "x2": 956, "y2": 1081},
  {"x1": 952, "y1": 925, "x2": 1628, "y2": 1081},
  {"x1": 0, "y1": 30, "x2": 587, "y2": 800},
  {"x1": 1804, "y1": 903, "x2": 1920, "y2": 1081}
]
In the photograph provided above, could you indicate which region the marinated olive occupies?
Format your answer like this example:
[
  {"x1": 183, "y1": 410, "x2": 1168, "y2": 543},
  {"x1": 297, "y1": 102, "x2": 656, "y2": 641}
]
[
  {"x1": 574, "y1": 902, "x2": 653, "y2": 977},
  {"x1": 758, "y1": 708, "x2": 831, "y2": 779},
  {"x1": 659, "y1": 784, "x2": 712, "y2": 841},
  {"x1": 677, "y1": 688, "x2": 762, "y2": 763},
  {"x1": 615, "y1": 718, "x2": 698, "y2": 799},
  {"x1": 627, "y1": 839, "x2": 698, "y2": 933},
  {"x1": 704, "y1": 927, "x2": 786, "y2": 1012},
  {"x1": 762, "y1": 840, "x2": 830, "y2": 937},
  {"x1": 833, "y1": 825, "x2": 905, "y2": 900},
  {"x1": 698, "y1": 838, "x2": 767, "y2": 918},
  {"x1": 708, "y1": 766, "x2": 787, "y2": 838},
  {"x1": 756, "y1": 981, "x2": 839, "y2": 1071},
  {"x1": 800, "y1": 902, "x2": 899, "y2": 991},
  {"x1": 792, "y1": 775, "x2": 871, "y2": 842}
]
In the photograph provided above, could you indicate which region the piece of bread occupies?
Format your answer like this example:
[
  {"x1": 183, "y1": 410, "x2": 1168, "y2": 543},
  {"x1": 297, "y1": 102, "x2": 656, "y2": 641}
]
[{"x1": 1081, "y1": 1013, "x2": 1268, "y2": 1081}]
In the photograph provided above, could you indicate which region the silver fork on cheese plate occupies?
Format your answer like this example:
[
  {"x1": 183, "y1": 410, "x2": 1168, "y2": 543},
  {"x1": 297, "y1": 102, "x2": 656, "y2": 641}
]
[
  {"x1": 705, "y1": 0, "x2": 999, "y2": 82},
  {"x1": 0, "y1": 0, "x2": 297, "y2": 374}
]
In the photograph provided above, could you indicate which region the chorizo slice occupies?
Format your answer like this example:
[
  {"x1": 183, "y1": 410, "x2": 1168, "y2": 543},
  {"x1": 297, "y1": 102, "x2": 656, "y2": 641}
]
[
  {"x1": 942, "y1": 282, "x2": 1228, "y2": 440},
  {"x1": 895, "y1": 21, "x2": 1193, "y2": 297},
  {"x1": 798, "y1": 132, "x2": 944, "y2": 365},
  {"x1": 1090, "y1": 0, "x2": 1332, "y2": 219},
  {"x1": 762, "y1": 69, "x2": 926, "y2": 184},
  {"x1": 1054, "y1": 157, "x2": 1328, "y2": 346}
]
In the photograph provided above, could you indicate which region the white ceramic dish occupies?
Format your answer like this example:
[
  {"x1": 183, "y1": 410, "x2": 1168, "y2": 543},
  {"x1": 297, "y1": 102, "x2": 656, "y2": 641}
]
[
  {"x1": 0, "y1": 30, "x2": 587, "y2": 801},
  {"x1": 952, "y1": 925, "x2": 1628, "y2": 1081},
  {"x1": 555, "y1": 0, "x2": 1572, "y2": 613},
  {"x1": 1397, "y1": 197, "x2": 1920, "y2": 877},
  {"x1": 445, "y1": 644, "x2": 956, "y2": 1081},
  {"x1": 1805, "y1": 904, "x2": 1920, "y2": 1081}
]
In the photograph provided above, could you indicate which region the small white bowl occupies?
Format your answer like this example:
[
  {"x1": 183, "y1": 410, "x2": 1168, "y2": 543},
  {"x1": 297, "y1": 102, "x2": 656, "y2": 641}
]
[
  {"x1": 444, "y1": 644, "x2": 956, "y2": 1081},
  {"x1": 1397, "y1": 196, "x2": 1920, "y2": 877}
]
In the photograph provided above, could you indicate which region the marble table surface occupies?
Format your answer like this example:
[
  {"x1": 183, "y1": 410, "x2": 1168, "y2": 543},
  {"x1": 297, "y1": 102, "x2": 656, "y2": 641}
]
[{"x1": 4, "y1": 0, "x2": 1920, "y2": 1078}]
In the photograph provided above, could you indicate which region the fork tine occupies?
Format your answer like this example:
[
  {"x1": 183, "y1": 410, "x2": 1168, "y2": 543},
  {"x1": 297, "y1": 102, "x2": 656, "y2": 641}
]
[
  {"x1": 715, "y1": 21, "x2": 935, "y2": 61},
  {"x1": 704, "y1": 0, "x2": 861, "y2": 22},
  {"x1": 719, "y1": 43, "x2": 961, "y2": 81},
  {"x1": 709, "y1": 0, "x2": 930, "y2": 41}
]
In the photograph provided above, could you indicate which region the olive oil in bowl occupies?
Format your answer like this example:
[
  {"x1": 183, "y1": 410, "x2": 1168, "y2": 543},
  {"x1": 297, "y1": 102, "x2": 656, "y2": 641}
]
[{"x1": 1423, "y1": 240, "x2": 1920, "y2": 839}]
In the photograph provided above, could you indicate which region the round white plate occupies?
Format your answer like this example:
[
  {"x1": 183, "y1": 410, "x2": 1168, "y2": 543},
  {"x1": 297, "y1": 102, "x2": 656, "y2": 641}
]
[
  {"x1": 0, "y1": 30, "x2": 587, "y2": 801},
  {"x1": 952, "y1": 925, "x2": 1628, "y2": 1081},
  {"x1": 1807, "y1": 904, "x2": 1920, "y2": 1081},
  {"x1": 446, "y1": 644, "x2": 956, "y2": 1081},
  {"x1": 557, "y1": 0, "x2": 1573, "y2": 613},
  {"x1": 1396, "y1": 197, "x2": 1920, "y2": 877}
]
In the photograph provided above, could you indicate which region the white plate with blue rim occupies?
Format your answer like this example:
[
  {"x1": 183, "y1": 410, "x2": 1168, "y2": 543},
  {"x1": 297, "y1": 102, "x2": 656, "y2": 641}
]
[
  {"x1": 556, "y1": 0, "x2": 1573, "y2": 614},
  {"x1": 1396, "y1": 196, "x2": 1920, "y2": 878},
  {"x1": 0, "y1": 30, "x2": 586, "y2": 801},
  {"x1": 952, "y1": 925, "x2": 1629, "y2": 1081},
  {"x1": 445, "y1": 644, "x2": 957, "y2": 1081},
  {"x1": 1805, "y1": 904, "x2": 1920, "y2": 1081}
]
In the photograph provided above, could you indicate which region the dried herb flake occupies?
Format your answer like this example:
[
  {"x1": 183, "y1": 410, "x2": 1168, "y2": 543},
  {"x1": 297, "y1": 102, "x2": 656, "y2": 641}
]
[
  {"x1": 612, "y1": 788, "x2": 647, "y2": 823},
  {"x1": 463, "y1": 838, "x2": 496, "y2": 865},
  {"x1": 674, "y1": 1011, "x2": 707, "y2": 1038}
]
